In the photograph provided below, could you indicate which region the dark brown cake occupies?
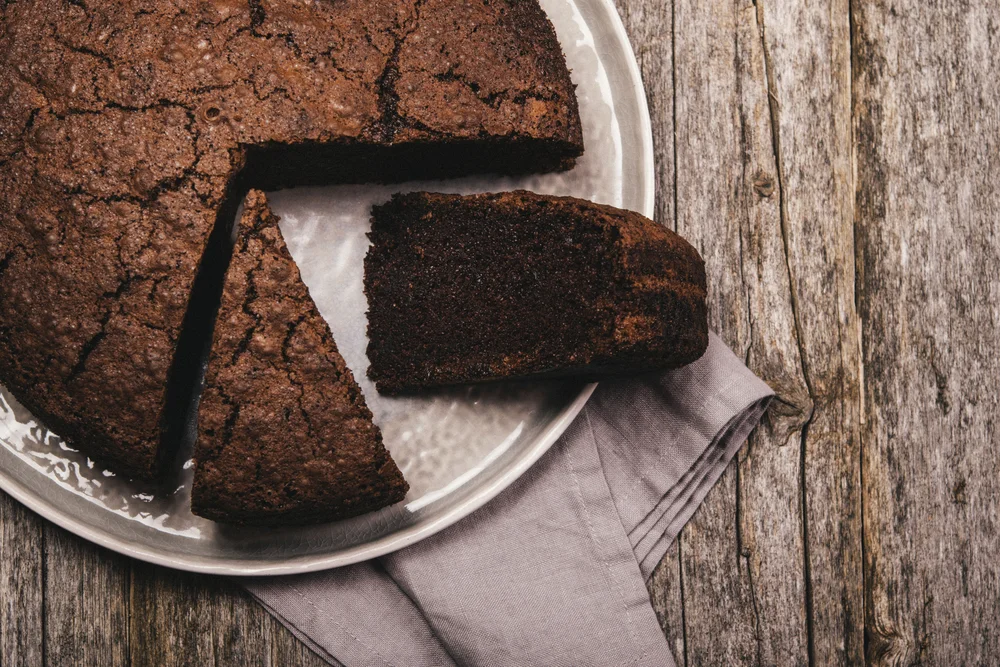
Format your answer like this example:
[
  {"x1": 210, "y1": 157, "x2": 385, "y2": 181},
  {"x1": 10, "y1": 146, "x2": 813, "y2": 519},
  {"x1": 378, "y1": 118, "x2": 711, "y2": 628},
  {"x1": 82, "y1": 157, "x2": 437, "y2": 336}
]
[
  {"x1": 192, "y1": 191, "x2": 407, "y2": 525},
  {"x1": 0, "y1": 0, "x2": 582, "y2": 481},
  {"x1": 365, "y1": 191, "x2": 708, "y2": 393}
]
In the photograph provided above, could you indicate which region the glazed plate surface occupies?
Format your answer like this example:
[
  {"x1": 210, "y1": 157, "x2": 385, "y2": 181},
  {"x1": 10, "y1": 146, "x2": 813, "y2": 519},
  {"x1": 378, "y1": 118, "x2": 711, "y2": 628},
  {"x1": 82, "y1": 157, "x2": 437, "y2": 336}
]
[{"x1": 0, "y1": 0, "x2": 654, "y2": 575}]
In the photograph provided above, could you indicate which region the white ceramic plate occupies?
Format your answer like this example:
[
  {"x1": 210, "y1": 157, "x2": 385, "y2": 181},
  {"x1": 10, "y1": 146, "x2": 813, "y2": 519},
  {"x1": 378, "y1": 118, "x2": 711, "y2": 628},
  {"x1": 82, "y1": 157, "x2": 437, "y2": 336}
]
[{"x1": 0, "y1": 0, "x2": 654, "y2": 575}]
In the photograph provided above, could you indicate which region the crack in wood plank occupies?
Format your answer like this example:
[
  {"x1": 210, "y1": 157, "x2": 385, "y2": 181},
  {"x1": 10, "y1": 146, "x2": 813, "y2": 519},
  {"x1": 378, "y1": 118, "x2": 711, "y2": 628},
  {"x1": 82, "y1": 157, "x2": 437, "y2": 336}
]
[{"x1": 751, "y1": 6, "x2": 820, "y2": 667}]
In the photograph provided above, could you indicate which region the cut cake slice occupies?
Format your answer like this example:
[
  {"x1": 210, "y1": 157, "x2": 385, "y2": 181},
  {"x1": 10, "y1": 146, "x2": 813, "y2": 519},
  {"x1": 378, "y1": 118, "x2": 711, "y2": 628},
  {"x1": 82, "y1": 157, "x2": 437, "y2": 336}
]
[
  {"x1": 193, "y1": 191, "x2": 407, "y2": 525},
  {"x1": 364, "y1": 191, "x2": 709, "y2": 393}
]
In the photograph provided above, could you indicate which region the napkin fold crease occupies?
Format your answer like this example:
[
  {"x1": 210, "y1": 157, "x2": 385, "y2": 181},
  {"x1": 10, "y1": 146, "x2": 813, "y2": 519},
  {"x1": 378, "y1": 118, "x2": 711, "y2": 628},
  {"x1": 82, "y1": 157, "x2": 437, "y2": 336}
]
[{"x1": 247, "y1": 333, "x2": 773, "y2": 667}]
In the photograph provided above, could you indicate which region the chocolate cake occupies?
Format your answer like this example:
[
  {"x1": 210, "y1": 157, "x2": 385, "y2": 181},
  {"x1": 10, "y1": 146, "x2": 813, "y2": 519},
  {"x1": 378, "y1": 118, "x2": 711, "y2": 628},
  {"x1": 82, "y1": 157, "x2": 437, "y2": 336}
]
[
  {"x1": 192, "y1": 191, "x2": 407, "y2": 525},
  {"x1": 0, "y1": 0, "x2": 582, "y2": 481},
  {"x1": 364, "y1": 191, "x2": 708, "y2": 393}
]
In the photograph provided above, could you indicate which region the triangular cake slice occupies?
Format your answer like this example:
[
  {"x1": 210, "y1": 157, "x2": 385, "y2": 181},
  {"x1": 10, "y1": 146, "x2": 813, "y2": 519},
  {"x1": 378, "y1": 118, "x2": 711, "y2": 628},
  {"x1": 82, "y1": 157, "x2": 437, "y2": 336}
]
[
  {"x1": 365, "y1": 191, "x2": 709, "y2": 393},
  {"x1": 192, "y1": 191, "x2": 407, "y2": 525}
]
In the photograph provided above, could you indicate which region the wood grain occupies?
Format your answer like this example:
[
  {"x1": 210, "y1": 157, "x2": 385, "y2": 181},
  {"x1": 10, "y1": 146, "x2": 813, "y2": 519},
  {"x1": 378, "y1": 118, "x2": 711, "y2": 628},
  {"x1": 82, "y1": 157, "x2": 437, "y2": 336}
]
[
  {"x1": 42, "y1": 526, "x2": 129, "y2": 666},
  {"x1": 853, "y1": 0, "x2": 1000, "y2": 664},
  {"x1": 620, "y1": 0, "x2": 866, "y2": 664},
  {"x1": 0, "y1": 494, "x2": 43, "y2": 667},
  {"x1": 127, "y1": 561, "x2": 334, "y2": 666},
  {"x1": 129, "y1": 563, "x2": 282, "y2": 667},
  {"x1": 667, "y1": 0, "x2": 813, "y2": 663},
  {"x1": 2, "y1": 0, "x2": 1000, "y2": 664},
  {"x1": 757, "y1": 0, "x2": 863, "y2": 664}
]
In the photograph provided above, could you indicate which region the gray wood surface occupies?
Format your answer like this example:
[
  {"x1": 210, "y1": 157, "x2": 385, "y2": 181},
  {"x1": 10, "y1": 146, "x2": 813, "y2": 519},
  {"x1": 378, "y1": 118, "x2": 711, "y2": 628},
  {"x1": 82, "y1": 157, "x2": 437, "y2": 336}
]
[
  {"x1": 854, "y1": 1, "x2": 1000, "y2": 664},
  {"x1": 1, "y1": 0, "x2": 997, "y2": 664}
]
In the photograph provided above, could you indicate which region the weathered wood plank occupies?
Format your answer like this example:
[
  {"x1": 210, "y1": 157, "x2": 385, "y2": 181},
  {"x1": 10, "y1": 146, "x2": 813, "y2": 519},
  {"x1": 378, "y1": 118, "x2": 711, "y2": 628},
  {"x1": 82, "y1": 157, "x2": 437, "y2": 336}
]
[
  {"x1": 126, "y1": 566, "x2": 330, "y2": 667},
  {"x1": 667, "y1": 0, "x2": 813, "y2": 664},
  {"x1": 42, "y1": 527, "x2": 129, "y2": 666},
  {"x1": 207, "y1": 579, "x2": 273, "y2": 666},
  {"x1": 0, "y1": 493, "x2": 43, "y2": 667},
  {"x1": 853, "y1": 1, "x2": 1000, "y2": 664},
  {"x1": 677, "y1": 464, "x2": 760, "y2": 665},
  {"x1": 129, "y1": 563, "x2": 274, "y2": 667},
  {"x1": 757, "y1": 0, "x2": 864, "y2": 664}
]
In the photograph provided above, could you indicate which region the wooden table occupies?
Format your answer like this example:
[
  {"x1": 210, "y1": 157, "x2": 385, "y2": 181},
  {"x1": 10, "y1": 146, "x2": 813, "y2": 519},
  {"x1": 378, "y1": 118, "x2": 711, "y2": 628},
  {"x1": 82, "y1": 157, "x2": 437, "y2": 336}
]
[{"x1": 3, "y1": 0, "x2": 997, "y2": 664}]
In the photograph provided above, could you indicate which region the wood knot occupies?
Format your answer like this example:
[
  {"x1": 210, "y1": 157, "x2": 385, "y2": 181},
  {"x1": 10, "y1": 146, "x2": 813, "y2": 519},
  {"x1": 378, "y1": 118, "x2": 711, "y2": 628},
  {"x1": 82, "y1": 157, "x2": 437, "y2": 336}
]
[
  {"x1": 753, "y1": 173, "x2": 776, "y2": 198},
  {"x1": 952, "y1": 478, "x2": 967, "y2": 505},
  {"x1": 866, "y1": 624, "x2": 907, "y2": 665}
]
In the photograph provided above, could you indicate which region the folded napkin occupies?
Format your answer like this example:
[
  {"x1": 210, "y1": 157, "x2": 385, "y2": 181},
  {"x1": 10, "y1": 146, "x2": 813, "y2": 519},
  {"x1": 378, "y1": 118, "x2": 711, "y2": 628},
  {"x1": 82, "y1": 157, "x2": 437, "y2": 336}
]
[{"x1": 247, "y1": 333, "x2": 773, "y2": 667}]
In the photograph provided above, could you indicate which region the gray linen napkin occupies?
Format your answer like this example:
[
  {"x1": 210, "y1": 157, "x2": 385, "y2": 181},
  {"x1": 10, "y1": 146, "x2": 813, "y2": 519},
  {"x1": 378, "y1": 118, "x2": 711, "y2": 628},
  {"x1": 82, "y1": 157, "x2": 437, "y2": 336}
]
[{"x1": 247, "y1": 333, "x2": 773, "y2": 667}]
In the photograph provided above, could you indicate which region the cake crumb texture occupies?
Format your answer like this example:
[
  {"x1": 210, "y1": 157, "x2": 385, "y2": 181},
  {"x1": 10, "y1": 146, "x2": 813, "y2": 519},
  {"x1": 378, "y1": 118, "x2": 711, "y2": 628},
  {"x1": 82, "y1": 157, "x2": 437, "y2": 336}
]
[{"x1": 364, "y1": 191, "x2": 709, "y2": 393}]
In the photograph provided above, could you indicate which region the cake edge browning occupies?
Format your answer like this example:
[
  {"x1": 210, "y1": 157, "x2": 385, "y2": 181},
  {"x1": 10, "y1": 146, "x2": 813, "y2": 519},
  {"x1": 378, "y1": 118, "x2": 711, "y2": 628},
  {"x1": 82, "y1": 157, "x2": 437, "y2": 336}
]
[{"x1": 586, "y1": 197, "x2": 709, "y2": 373}]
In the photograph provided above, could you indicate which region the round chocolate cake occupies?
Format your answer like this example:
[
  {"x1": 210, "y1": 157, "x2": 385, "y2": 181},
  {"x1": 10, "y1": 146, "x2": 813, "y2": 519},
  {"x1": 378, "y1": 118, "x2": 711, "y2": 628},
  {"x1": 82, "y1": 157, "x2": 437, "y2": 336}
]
[{"x1": 0, "y1": 0, "x2": 583, "y2": 486}]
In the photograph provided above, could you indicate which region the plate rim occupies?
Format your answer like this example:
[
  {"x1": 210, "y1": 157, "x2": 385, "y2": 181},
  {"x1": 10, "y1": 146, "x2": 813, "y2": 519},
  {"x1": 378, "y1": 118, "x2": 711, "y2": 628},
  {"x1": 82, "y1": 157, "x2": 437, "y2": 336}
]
[{"x1": 0, "y1": 0, "x2": 656, "y2": 575}]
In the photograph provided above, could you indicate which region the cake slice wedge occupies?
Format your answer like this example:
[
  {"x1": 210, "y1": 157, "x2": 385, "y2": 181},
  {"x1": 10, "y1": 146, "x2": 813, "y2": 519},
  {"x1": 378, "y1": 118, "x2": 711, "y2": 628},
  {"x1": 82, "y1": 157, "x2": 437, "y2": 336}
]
[
  {"x1": 192, "y1": 191, "x2": 407, "y2": 525},
  {"x1": 364, "y1": 191, "x2": 709, "y2": 394}
]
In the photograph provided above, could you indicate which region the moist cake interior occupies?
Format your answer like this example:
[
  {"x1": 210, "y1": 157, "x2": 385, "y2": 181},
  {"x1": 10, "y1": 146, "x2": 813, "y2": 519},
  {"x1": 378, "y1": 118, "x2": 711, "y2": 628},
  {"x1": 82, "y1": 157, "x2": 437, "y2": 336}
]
[{"x1": 365, "y1": 191, "x2": 708, "y2": 394}]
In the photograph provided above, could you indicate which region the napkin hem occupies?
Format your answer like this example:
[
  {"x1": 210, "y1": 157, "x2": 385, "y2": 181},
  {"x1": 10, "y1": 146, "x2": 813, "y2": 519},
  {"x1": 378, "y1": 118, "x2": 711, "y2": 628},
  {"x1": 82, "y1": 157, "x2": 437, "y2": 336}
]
[{"x1": 249, "y1": 588, "x2": 349, "y2": 667}]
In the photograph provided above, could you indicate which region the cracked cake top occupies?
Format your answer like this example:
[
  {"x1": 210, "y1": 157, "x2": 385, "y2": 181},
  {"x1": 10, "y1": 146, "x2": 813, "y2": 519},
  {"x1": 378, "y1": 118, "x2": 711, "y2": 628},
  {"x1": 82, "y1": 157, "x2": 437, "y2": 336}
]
[
  {"x1": 193, "y1": 191, "x2": 408, "y2": 525},
  {"x1": 0, "y1": 0, "x2": 583, "y2": 481}
]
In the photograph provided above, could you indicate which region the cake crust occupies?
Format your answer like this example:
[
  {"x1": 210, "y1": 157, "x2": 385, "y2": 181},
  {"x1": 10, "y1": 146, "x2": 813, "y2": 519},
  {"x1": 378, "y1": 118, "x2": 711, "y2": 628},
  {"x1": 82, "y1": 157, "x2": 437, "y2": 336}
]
[
  {"x1": 364, "y1": 191, "x2": 709, "y2": 393},
  {"x1": 0, "y1": 0, "x2": 582, "y2": 481},
  {"x1": 192, "y1": 191, "x2": 407, "y2": 525}
]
